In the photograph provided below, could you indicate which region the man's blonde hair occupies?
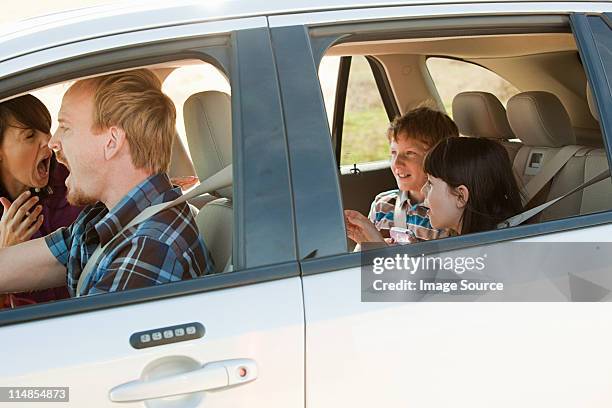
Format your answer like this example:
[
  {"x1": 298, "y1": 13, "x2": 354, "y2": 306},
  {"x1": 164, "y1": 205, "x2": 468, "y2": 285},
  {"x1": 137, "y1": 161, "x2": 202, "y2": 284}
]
[{"x1": 79, "y1": 69, "x2": 175, "y2": 174}]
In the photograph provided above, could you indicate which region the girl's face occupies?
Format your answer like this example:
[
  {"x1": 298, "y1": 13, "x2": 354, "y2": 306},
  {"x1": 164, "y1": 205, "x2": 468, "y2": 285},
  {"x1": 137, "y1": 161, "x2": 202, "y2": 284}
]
[
  {"x1": 0, "y1": 119, "x2": 53, "y2": 197},
  {"x1": 423, "y1": 175, "x2": 468, "y2": 234}
]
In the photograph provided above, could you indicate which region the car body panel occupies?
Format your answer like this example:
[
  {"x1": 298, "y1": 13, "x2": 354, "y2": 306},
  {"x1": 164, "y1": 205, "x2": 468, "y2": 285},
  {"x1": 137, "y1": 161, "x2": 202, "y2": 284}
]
[
  {"x1": 0, "y1": 17, "x2": 266, "y2": 89},
  {"x1": 0, "y1": 278, "x2": 305, "y2": 406},
  {"x1": 302, "y1": 226, "x2": 612, "y2": 407}
]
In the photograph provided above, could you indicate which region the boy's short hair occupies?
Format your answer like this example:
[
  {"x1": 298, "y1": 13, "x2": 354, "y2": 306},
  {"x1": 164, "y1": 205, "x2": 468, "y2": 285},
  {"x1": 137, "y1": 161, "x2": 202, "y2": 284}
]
[{"x1": 387, "y1": 107, "x2": 459, "y2": 147}]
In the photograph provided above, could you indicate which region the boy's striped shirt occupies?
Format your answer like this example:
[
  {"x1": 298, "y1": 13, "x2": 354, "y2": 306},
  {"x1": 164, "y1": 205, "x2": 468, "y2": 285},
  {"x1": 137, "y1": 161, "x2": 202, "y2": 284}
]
[{"x1": 367, "y1": 189, "x2": 448, "y2": 241}]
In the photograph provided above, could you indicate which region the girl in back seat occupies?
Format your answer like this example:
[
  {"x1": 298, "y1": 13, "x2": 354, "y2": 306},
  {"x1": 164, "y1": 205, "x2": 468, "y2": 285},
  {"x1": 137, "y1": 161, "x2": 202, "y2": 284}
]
[{"x1": 423, "y1": 137, "x2": 523, "y2": 235}]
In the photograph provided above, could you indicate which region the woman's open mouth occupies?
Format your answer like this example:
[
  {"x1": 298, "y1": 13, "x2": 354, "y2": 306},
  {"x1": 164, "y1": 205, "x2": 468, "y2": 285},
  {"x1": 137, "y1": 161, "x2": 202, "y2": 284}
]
[{"x1": 37, "y1": 156, "x2": 51, "y2": 179}]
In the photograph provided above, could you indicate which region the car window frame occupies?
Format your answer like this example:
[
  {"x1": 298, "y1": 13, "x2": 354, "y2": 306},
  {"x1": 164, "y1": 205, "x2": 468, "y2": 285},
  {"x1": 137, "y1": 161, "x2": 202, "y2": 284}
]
[
  {"x1": 571, "y1": 13, "x2": 612, "y2": 165},
  {"x1": 0, "y1": 27, "x2": 300, "y2": 327},
  {"x1": 282, "y1": 13, "x2": 612, "y2": 275}
]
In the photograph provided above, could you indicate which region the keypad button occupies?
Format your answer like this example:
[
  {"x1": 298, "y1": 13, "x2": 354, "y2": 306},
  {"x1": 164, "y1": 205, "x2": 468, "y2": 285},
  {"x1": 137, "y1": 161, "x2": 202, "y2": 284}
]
[
  {"x1": 186, "y1": 326, "x2": 196, "y2": 335},
  {"x1": 152, "y1": 332, "x2": 162, "y2": 341},
  {"x1": 163, "y1": 330, "x2": 174, "y2": 339},
  {"x1": 175, "y1": 328, "x2": 185, "y2": 337},
  {"x1": 140, "y1": 334, "x2": 151, "y2": 343}
]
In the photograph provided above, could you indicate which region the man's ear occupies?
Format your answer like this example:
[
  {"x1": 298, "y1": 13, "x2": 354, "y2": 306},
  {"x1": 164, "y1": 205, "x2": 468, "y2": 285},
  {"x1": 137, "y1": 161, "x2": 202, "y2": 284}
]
[
  {"x1": 455, "y1": 185, "x2": 469, "y2": 209},
  {"x1": 104, "y1": 126, "x2": 127, "y2": 161}
]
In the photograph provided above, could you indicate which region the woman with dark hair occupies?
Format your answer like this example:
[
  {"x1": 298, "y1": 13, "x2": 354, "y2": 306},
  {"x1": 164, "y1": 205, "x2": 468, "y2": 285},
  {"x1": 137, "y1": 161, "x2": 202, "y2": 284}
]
[
  {"x1": 0, "y1": 94, "x2": 82, "y2": 308},
  {"x1": 423, "y1": 137, "x2": 523, "y2": 235}
]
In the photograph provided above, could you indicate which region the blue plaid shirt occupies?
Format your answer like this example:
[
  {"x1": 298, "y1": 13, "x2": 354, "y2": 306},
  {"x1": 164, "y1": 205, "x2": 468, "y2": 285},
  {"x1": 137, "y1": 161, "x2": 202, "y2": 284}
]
[{"x1": 46, "y1": 173, "x2": 213, "y2": 296}]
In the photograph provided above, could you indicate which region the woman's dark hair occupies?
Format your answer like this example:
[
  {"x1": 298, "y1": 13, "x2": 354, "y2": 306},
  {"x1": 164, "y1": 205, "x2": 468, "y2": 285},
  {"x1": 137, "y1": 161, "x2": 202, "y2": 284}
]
[
  {"x1": 0, "y1": 94, "x2": 51, "y2": 140},
  {"x1": 424, "y1": 137, "x2": 523, "y2": 234},
  {"x1": 0, "y1": 95, "x2": 54, "y2": 201}
]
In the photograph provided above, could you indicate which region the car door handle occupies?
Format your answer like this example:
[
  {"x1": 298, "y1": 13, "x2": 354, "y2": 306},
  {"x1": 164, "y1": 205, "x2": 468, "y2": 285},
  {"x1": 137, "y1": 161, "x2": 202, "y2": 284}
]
[{"x1": 109, "y1": 358, "x2": 257, "y2": 403}]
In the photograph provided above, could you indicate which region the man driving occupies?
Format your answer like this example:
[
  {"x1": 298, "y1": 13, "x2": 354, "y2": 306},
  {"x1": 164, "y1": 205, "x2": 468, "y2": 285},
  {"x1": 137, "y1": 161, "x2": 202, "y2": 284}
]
[{"x1": 0, "y1": 69, "x2": 213, "y2": 297}]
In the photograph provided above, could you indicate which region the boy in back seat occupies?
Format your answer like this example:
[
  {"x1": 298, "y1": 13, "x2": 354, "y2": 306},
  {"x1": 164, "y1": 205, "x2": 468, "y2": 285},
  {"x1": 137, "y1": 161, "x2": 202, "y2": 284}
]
[{"x1": 345, "y1": 107, "x2": 458, "y2": 245}]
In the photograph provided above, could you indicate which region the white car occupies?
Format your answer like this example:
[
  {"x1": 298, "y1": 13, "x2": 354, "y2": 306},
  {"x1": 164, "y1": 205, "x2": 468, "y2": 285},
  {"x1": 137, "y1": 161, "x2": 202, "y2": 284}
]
[{"x1": 0, "y1": 1, "x2": 611, "y2": 407}]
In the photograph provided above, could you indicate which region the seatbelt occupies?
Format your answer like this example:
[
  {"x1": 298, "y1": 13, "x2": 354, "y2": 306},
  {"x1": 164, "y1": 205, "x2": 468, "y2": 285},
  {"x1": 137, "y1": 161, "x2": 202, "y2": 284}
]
[
  {"x1": 76, "y1": 165, "x2": 232, "y2": 297},
  {"x1": 393, "y1": 191, "x2": 408, "y2": 229},
  {"x1": 521, "y1": 145, "x2": 584, "y2": 205},
  {"x1": 499, "y1": 167, "x2": 611, "y2": 228}
]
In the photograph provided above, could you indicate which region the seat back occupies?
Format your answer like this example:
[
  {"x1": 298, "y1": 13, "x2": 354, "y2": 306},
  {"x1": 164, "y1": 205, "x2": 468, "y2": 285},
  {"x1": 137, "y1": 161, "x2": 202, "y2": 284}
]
[
  {"x1": 572, "y1": 81, "x2": 603, "y2": 147},
  {"x1": 184, "y1": 91, "x2": 232, "y2": 198},
  {"x1": 452, "y1": 91, "x2": 522, "y2": 162},
  {"x1": 507, "y1": 91, "x2": 587, "y2": 204},
  {"x1": 197, "y1": 198, "x2": 233, "y2": 273},
  {"x1": 168, "y1": 132, "x2": 197, "y2": 179},
  {"x1": 540, "y1": 84, "x2": 612, "y2": 221},
  {"x1": 184, "y1": 91, "x2": 233, "y2": 273},
  {"x1": 541, "y1": 148, "x2": 612, "y2": 221},
  {"x1": 587, "y1": 81, "x2": 600, "y2": 122}
]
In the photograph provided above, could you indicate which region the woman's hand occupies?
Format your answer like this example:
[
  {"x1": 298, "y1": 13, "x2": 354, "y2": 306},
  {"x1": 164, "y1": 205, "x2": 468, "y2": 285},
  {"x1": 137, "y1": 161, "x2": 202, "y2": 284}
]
[
  {"x1": 344, "y1": 209, "x2": 385, "y2": 244},
  {"x1": 0, "y1": 191, "x2": 44, "y2": 248}
]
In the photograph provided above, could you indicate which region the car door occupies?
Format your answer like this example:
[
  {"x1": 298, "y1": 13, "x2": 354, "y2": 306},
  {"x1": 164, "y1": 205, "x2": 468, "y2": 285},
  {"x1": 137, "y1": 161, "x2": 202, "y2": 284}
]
[
  {"x1": 0, "y1": 14, "x2": 304, "y2": 408},
  {"x1": 272, "y1": 3, "x2": 612, "y2": 408}
]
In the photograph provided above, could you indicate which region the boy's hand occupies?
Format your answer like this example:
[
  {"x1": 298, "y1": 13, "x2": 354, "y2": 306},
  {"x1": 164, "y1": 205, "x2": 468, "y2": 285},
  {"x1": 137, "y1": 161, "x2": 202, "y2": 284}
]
[{"x1": 344, "y1": 209, "x2": 385, "y2": 244}]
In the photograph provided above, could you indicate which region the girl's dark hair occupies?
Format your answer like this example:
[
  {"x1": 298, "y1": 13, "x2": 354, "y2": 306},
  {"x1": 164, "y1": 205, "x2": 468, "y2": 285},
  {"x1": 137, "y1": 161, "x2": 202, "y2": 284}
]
[
  {"x1": 0, "y1": 95, "x2": 54, "y2": 201},
  {"x1": 0, "y1": 94, "x2": 51, "y2": 140},
  {"x1": 424, "y1": 137, "x2": 523, "y2": 234}
]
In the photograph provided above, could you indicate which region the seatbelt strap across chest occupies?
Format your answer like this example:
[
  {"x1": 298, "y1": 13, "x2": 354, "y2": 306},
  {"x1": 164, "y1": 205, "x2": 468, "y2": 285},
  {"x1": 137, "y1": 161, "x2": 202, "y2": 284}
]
[
  {"x1": 500, "y1": 167, "x2": 610, "y2": 229},
  {"x1": 393, "y1": 191, "x2": 408, "y2": 229},
  {"x1": 521, "y1": 145, "x2": 584, "y2": 205}
]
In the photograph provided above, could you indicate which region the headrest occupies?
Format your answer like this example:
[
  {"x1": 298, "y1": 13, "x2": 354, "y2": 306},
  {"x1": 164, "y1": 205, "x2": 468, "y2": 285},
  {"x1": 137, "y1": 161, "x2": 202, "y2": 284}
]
[
  {"x1": 586, "y1": 82, "x2": 600, "y2": 122},
  {"x1": 184, "y1": 91, "x2": 232, "y2": 197},
  {"x1": 507, "y1": 91, "x2": 575, "y2": 147},
  {"x1": 168, "y1": 132, "x2": 196, "y2": 179},
  {"x1": 452, "y1": 92, "x2": 514, "y2": 140}
]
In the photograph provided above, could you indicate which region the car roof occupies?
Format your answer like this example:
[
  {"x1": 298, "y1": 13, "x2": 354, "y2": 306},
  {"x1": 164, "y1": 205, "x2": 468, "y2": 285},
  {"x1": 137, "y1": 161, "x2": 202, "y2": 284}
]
[{"x1": 0, "y1": 0, "x2": 602, "y2": 65}]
